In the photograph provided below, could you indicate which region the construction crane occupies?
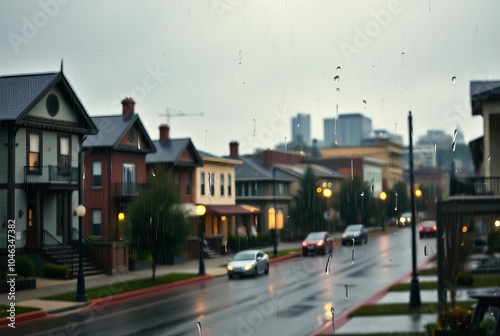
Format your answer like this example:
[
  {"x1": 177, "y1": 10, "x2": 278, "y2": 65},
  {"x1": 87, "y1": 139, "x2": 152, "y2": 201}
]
[{"x1": 158, "y1": 107, "x2": 204, "y2": 125}]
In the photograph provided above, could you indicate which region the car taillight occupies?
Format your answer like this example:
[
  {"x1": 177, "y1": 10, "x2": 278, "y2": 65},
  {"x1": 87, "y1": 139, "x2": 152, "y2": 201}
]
[
  {"x1": 419, "y1": 227, "x2": 423, "y2": 231},
  {"x1": 433, "y1": 226, "x2": 437, "y2": 231},
  {"x1": 302, "y1": 241, "x2": 307, "y2": 247}
]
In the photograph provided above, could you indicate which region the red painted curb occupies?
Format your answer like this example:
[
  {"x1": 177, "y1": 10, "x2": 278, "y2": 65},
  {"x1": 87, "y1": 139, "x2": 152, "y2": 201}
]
[
  {"x1": 88, "y1": 274, "x2": 214, "y2": 308},
  {"x1": 269, "y1": 253, "x2": 301, "y2": 264},
  {"x1": 0, "y1": 310, "x2": 47, "y2": 327},
  {"x1": 309, "y1": 257, "x2": 434, "y2": 336}
]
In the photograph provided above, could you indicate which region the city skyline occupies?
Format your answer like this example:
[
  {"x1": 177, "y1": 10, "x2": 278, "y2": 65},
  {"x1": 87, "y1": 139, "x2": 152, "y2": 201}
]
[{"x1": 1, "y1": 0, "x2": 497, "y2": 156}]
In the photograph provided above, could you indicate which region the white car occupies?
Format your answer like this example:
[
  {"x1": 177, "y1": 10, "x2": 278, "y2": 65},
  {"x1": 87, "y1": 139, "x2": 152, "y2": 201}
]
[
  {"x1": 399, "y1": 212, "x2": 412, "y2": 226},
  {"x1": 227, "y1": 250, "x2": 269, "y2": 279}
]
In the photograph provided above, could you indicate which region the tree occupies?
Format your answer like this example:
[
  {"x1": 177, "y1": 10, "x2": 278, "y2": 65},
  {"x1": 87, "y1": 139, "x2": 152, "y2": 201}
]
[
  {"x1": 386, "y1": 181, "x2": 409, "y2": 220},
  {"x1": 337, "y1": 177, "x2": 377, "y2": 226},
  {"x1": 289, "y1": 166, "x2": 324, "y2": 234},
  {"x1": 126, "y1": 167, "x2": 190, "y2": 281}
]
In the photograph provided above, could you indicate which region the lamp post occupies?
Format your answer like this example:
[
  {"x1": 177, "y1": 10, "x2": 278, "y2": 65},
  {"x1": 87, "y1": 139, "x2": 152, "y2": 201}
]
[
  {"x1": 408, "y1": 111, "x2": 421, "y2": 309},
  {"x1": 272, "y1": 167, "x2": 278, "y2": 257},
  {"x1": 75, "y1": 204, "x2": 87, "y2": 302},
  {"x1": 379, "y1": 191, "x2": 387, "y2": 230},
  {"x1": 322, "y1": 187, "x2": 332, "y2": 232},
  {"x1": 195, "y1": 205, "x2": 206, "y2": 275}
]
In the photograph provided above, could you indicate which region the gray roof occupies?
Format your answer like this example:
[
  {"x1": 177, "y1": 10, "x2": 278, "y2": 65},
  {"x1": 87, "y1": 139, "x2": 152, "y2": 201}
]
[
  {"x1": 146, "y1": 138, "x2": 203, "y2": 166},
  {"x1": 234, "y1": 156, "x2": 296, "y2": 181},
  {"x1": 470, "y1": 80, "x2": 500, "y2": 116},
  {"x1": 278, "y1": 164, "x2": 346, "y2": 179},
  {"x1": 0, "y1": 70, "x2": 97, "y2": 135},
  {"x1": 0, "y1": 72, "x2": 59, "y2": 120},
  {"x1": 83, "y1": 114, "x2": 155, "y2": 152}
]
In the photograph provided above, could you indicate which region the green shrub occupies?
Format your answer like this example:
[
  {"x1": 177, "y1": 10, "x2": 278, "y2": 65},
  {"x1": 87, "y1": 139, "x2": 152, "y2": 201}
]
[
  {"x1": 43, "y1": 263, "x2": 70, "y2": 279},
  {"x1": 487, "y1": 232, "x2": 500, "y2": 253},
  {"x1": 16, "y1": 255, "x2": 35, "y2": 278},
  {"x1": 227, "y1": 233, "x2": 271, "y2": 251}
]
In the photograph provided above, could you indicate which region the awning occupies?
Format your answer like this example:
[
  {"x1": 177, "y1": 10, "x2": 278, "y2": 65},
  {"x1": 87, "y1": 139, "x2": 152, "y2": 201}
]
[
  {"x1": 240, "y1": 205, "x2": 261, "y2": 213},
  {"x1": 205, "y1": 204, "x2": 259, "y2": 215}
]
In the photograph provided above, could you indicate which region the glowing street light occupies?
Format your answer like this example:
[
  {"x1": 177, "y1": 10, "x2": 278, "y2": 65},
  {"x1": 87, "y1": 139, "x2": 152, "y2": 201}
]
[{"x1": 196, "y1": 204, "x2": 207, "y2": 275}]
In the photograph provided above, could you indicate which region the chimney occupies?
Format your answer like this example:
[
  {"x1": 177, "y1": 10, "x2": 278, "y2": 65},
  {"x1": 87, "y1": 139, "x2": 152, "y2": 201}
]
[
  {"x1": 229, "y1": 141, "x2": 239, "y2": 157},
  {"x1": 159, "y1": 124, "x2": 170, "y2": 142},
  {"x1": 121, "y1": 97, "x2": 135, "y2": 118}
]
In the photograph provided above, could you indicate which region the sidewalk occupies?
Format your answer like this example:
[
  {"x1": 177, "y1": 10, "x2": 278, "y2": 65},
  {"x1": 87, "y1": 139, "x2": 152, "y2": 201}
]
[
  {"x1": 310, "y1": 269, "x2": 469, "y2": 335},
  {"x1": 2, "y1": 241, "x2": 303, "y2": 325}
]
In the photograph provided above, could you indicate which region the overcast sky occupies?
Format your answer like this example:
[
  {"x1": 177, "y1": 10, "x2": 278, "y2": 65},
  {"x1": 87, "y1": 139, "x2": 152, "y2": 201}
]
[{"x1": 1, "y1": 0, "x2": 498, "y2": 156}]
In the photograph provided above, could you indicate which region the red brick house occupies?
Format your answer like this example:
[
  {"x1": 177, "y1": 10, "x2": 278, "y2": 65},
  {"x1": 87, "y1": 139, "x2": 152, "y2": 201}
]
[{"x1": 82, "y1": 98, "x2": 156, "y2": 240}]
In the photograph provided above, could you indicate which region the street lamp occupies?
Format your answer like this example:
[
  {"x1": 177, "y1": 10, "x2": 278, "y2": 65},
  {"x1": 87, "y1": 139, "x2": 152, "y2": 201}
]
[
  {"x1": 379, "y1": 191, "x2": 387, "y2": 230},
  {"x1": 272, "y1": 167, "x2": 279, "y2": 257},
  {"x1": 322, "y1": 188, "x2": 332, "y2": 232},
  {"x1": 195, "y1": 204, "x2": 206, "y2": 276},
  {"x1": 75, "y1": 204, "x2": 87, "y2": 302}
]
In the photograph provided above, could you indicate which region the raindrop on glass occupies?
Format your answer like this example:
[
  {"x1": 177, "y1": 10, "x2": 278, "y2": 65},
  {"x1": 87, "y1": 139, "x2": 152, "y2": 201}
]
[
  {"x1": 334, "y1": 75, "x2": 340, "y2": 82},
  {"x1": 336, "y1": 87, "x2": 340, "y2": 92},
  {"x1": 224, "y1": 240, "x2": 228, "y2": 253},
  {"x1": 424, "y1": 245, "x2": 428, "y2": 257},
  {"x1": 197, "y1": 321, "x2": 202, "y2": 336},
  {"x1": 360, "y1": 191, "x2": 364, "y2": 197},
  {"x1": 488, "y1": 156, "x2": 491, "y2": 161},
  {"x1": 351, "y1": 247, "x2": 355, "y2": 264},
  {"x1": 331, "y1": 307, "x2": 335, "y2": 333},
  {"x1": 344, "y1": 285, "x2": 349, "y2": 299},
  {"x1": 452, "y1": 76, "x2": 457, "y2": 83},
  {"x1": 239, "y1": 50, "x2": 242, "y2": 65},
  {"x1": 363, "y1": 100, "x2": 367, "y2": 107},
  {"x1": 494, "y1": 286, "x2": 499, "y2": 296},
  {"x1": 325, "y1": 253, "x2": 333, "y2": 274},
  {"x1": 336, "y1": 66, "x2": 341, "y2": 71}
]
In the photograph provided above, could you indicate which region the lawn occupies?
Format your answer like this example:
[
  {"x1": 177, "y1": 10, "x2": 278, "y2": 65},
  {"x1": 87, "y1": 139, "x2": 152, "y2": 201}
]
[
  {"x1": 348, "y1": 301, "x2": 476, "y2": 318},
  {"x1": 41, "y1": 273, "x2": 198, "y2": 302},
  {"x1": 0, "y1": 305, "x2": 40, "y2": 318}
]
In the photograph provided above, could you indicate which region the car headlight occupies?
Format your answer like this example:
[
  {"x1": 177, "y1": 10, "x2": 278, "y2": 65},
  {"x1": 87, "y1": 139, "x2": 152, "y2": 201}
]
[
  {"x1": 317, "y1": 239, "x2": 324, "y2": 246},
  {"x1": 244, "y1": 264, "x2": 253, "y2": 271},
  {"x1": 342, "y1": 234, "x2": 346, "y2": 238},
  {"x1": 400, "y1": 217, "x2": 406, "y2": 223},
  {"x1": 227, "y1": 265, "x2": 233, "y2": 271}
]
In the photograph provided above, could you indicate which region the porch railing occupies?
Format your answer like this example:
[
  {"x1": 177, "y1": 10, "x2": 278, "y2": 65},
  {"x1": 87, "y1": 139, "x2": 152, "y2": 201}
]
[
  {"x1": 71, "y1": 228, "x2": 112, "y2": 273},
  {"x1": 42, "y1": 229, "x2": 74, "y2": 274}
]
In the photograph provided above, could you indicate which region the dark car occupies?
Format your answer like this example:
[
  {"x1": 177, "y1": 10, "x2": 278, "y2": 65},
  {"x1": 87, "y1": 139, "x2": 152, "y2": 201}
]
[
  {"x1": 341, "y1": 224, "x2": 368, "y2": 245},
  {"x1": 302, "y1": 231, "x2": 334, "y2": 256},
  {"x1": 419, "y1": 220, "x2": 437, "y2": 239}
]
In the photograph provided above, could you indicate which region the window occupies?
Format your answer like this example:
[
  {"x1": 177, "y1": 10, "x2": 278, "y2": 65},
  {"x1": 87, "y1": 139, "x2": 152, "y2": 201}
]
[
  {"x1": 174, "y1": 171, "x2": 180, "y2": 192},
  {"x1": 28, "y1": 132, "x2": 41, "y2": 172},
  {"x1": 200, "y1": 172, "x2": 205, "y2": 196},
  {"x1": 123, "y1": 163, "x2": 136, "y2": 196},
  {"x1": 185, "y1": 173, "x2": 191, "y2": 196},
  {"x1": 209, "y1": 173, "x2": 215, "y2": 196},
  {"x1": 58, "y1": 135, "x2": 71, "y2": 173},
  {"x1": 228, "y1": 174, "x2": 232, "y2": 196},
  {"x1": 220, "y1": 173, "x2": 225, "y2": 196},
  {"x1": 92, "y1": 161, "x2": 102, "y2": 187},
  {"x1": 91, "y1": 209, "x2": 102, "y2": 237}
]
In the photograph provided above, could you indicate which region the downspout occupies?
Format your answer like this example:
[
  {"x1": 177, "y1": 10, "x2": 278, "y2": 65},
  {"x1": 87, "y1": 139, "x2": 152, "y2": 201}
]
[
  {"x1": 7, "y1": 123, "x2": 18, "y2": 247},
  {"x1": 107, "y1": 148, "x2": 112, "y2": 240}
]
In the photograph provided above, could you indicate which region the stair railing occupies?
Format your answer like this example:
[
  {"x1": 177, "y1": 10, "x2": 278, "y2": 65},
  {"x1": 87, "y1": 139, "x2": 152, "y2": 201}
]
[{"x1": 42, "y1": 229, "x2": 74, "y2": 274}]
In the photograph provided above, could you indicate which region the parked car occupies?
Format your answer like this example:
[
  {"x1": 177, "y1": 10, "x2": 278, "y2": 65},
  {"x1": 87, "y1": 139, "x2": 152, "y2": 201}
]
[
  {"x1": 341, "y1": 224, "x2": 368, "y2": 245},
  {"x1": 399, "y1": 212, "x2": 412, "y2": 226},
  {"x1": 419, "y1": 220, "x2": 437, "y2": 239},
  {"x1": 227, "y1": 250, "x2": 269, "y2": 279},
  {"x1": 302, "y1": 231, "x2": 334, "y2": 256}
]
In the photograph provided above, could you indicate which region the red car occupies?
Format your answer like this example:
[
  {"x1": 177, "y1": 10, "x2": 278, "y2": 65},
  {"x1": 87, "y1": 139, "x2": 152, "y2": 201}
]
[
  {"x1": 302, "y1": 231, "x2": 334, "y2": 256},
  {"x1": 419, "y1": 220, "x2": 437, "y2": 239}
]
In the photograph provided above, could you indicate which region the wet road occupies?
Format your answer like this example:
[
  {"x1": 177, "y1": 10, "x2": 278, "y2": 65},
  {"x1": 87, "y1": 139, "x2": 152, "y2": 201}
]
[{"x1": 13, "y1": 227, "x2": 436, "y2": 336}]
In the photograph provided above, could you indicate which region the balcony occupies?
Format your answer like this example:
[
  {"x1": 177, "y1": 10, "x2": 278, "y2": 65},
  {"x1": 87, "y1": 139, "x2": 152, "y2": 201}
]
[
  {"x1": 24, "y1": 165, "x2": 78, "y2": 184},
  {"x1": 114, "y1": 182, "x2": 150, "y2": 199},
  {"x1": 452, "y1": 176, "x2": 500, "y2": 196}
]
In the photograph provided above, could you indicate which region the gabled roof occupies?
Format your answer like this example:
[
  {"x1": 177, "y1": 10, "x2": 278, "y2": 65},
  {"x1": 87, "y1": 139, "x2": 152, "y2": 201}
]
[
  {"x1": 233, "y1": 156, "x2": 296, "y2": 181},
  {"x1": 146, "y1": 138, "x2": 203, "y2": 167},
  {"x1": 0, "y1": 70, "x2": 97, "y2": 134},
  {"x1": 83, "y1": 114, "x2": 156, "y2": 153},
  {"x1": 470, "y1": 80, "x2": 500, "y2": 116},
  {"x1": 198, "y1": 150, "x2": 243, "y2": 165}
]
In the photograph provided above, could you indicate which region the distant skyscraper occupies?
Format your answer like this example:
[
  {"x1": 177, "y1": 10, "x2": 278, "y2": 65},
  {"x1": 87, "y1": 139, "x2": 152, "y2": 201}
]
[
  {"x1": 291, "y1": 113, "x2": 311, "y2": 146},
  {"x1": 324, "y1": 113, "x2": 372, "y2": 147}
]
